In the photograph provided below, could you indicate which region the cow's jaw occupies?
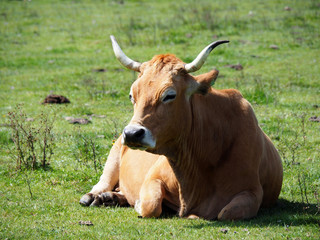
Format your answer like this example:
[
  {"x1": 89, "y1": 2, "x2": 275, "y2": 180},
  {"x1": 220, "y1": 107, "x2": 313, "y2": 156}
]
[{"x1": 121, "y1": 124, "x2": 156, "y2": 150}]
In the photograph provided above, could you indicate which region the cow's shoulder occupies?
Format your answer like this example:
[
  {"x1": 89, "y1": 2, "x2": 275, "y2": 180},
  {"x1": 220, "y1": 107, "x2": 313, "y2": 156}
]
[
  {"x1": 220, "y1": 88, "x2": 243, "y2": 100},
  {"x1": 216, "y1": 88, "x2": 257, "y2": 123}
]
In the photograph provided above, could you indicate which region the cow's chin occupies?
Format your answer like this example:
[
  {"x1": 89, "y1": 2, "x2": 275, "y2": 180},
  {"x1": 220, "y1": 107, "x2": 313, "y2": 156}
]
[
  {"x1": 125, "y1": 142, "x2": 173, "y2": 159},
  {"x1": 123, "y1": 142, "x2": 155, "y2": 152},
  {"x1": 126, "y1": 143, "x2": 148, "y2": 151}
]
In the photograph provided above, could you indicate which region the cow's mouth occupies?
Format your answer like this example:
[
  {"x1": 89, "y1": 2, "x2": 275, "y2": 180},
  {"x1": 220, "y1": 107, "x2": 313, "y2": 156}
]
[{"x1": 124, "y1": 142, "x2": 148, "y2": 151}]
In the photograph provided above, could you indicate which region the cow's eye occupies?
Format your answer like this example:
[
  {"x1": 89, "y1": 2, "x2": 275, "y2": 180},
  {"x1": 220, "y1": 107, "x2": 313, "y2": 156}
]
[
  {"x1": 163, "y1": 94, "x2": 176, "y2": 102},
  {"x1": 161, "y1": 89, "x2": 176, "y2": 103}
]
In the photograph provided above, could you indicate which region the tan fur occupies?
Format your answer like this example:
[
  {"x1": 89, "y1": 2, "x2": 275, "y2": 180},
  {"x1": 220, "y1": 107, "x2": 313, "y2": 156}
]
[{"x1": 81, "y1": 54, "x2": 283, "y2": 220}]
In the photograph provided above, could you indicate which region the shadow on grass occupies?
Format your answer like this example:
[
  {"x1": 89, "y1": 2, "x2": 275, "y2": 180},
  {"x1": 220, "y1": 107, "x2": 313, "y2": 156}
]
[
  {"x1": 185, "y1": 199, "x2": 319, "y2": 229},
  {"x1": 83, "y1": 198, "x2": 319, "y2": 228}
]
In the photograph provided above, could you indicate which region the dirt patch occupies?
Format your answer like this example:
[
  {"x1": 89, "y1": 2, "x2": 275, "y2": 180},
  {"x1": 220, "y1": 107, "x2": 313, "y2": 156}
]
[
  {"x1": 65, "y1": 117, "x2": 91, "y2": 125},
  {"x1": 309, "y1": 116, "x2": 320, "y2": 122},
  {"x1": 269, "y1": 45, "x2": 279, "y2": 50},
  {"x1": 92, "y1": 68, "x2": 107, "y2": 72},
  {"x1": 42, "y1": 94, "x2": 70, "y2": 104},
  {"x1": 224, "y1": 64, "x2": 243, "y2": 70}
]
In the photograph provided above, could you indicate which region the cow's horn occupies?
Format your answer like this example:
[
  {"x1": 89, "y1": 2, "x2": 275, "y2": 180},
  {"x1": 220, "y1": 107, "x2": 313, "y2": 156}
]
[
  {"x1": 110, "y1": 35, "x2": 141, "y2": 72},
  {"x1": 184, "y1": 40, "x2": 229, "y2": 73}
]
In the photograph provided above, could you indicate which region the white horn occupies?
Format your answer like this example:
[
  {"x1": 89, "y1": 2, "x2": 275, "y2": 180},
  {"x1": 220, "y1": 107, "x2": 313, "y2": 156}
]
[
  {"x1": 185, "y1": 40, "x2": 229, "y2": 73},
  {"x1": 110, "y1": 35, "x2": 142, "y2": 72}
]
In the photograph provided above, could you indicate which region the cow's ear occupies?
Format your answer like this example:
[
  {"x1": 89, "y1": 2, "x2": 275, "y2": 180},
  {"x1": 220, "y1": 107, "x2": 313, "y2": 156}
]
[{"x1": 193, "y1": 69, "x2": 219, "y2": 95}]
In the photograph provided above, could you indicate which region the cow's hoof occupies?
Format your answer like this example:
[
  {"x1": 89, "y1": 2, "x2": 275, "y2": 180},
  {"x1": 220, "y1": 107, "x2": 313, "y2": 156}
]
[
  {"x1": 88, "y1": 192, "x2": 115, "y2": 207},
  {"x1": 90, "y1": 195, "x2": 103, "y2": 207},
  {"x1": 79, "y1": 193, "x2": 94, "y2": 206},
  {"x1": 90, "y1": 192, "x2": 128, "y2": 207},
  {"x1": 100, "y1": 192, "x2": 119, "y2": 207}
]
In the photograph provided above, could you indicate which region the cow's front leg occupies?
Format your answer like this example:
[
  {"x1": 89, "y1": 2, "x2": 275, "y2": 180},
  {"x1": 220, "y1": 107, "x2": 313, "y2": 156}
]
[
  {"x1": 135, "y1": 179, "x2": 165, "y2": 218},
  {"x1": 217, "y1": 189, "x2": 263, "y2": 220},
  {"x1": 80, "y1": 138, "x2": 122, "y2": 206}
]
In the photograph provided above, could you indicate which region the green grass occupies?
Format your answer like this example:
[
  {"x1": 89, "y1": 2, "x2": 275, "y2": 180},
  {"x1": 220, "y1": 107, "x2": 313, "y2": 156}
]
[{"x1": 0, "y1": 0, "x2": 319, "y2": 239}]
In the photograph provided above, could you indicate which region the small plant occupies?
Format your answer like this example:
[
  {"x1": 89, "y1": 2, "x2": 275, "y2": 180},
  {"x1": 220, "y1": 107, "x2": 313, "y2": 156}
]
[
  {"x1": 82, "y1": 75, "x2": 119, "y2": 100},
  {"x1": 242, "y1": 75, "x2": 275, "y2": 105},
  {"x1": 82, "y1": 76, "x2": 106, "y2": 100},
  {"x1": 105, "y1": 118, "x2": 123, "y2": 144},
  {"x1": 7, "y1": 105, "x2": 55, "y2": 170},
  {"x1": 297, "y1": 172, "x2": 309, "y2": 206},
  {"x1": 297, "y1": 113, "x2": 307, "y2": 146},
  {"x1": 113, "y1": 16, "x2": 138, "y2": 46},
  {"x1": 73, "y1": 128, "x2": 104, "y2": 173}
]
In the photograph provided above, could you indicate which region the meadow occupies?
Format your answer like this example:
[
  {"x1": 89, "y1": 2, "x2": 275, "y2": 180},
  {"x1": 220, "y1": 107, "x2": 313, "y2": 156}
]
[{"x1": 0, "y1": 0, "x2": 319, "y2": 239}]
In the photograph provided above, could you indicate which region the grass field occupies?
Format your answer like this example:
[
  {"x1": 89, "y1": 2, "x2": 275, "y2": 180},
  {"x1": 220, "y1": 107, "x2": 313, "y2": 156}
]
[{"x1": 0, "y1": 0, "x2": 319, "y2": 239}]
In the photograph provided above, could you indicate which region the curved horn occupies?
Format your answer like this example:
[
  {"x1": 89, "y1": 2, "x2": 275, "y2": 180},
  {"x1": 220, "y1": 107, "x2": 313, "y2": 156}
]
[
  {"x1": 184, "y1": 40, "x2": 229, "y2": 73},
  {"x1": 110, "y1": 35, "x2": 142, "y2": 72}
]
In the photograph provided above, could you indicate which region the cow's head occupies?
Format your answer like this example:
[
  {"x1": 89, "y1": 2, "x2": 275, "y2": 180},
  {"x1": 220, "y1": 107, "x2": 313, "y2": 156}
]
[{"x1": 110, "y1": 36, "x2": 228, "y2": 154}]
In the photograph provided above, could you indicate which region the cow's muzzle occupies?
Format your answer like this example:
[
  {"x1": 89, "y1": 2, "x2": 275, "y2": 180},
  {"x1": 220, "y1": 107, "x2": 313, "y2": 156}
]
[{"x1": 122, "y1": 124, "x2": 156, "y2": 150}]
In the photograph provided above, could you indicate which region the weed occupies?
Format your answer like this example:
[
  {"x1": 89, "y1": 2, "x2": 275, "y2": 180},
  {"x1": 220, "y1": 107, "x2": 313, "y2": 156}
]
[
  {"x1": 82, "y1": 74, "x2": 119, "y2": 100},
  {"x1": 297, "y1": 172, "x2": 309, "y2": 206},
  {"x1": 72, "y1": 127, "x2": 104, "y2": 173},
  {"x1": 242, "y1": 75, "x2": 275, "y2": 105},
  {"x1": 20, "y1": 168, "x2": 33, "y2": 199},
  {"x1": 105, "y1": 118, "x2": 123, "y2": 143},
  {"x1": 277, "y1": 121, "x2": 302, "y2": 166},
  {"x1": 7, "y1": 105, "x2": 55, "y2": 170},
  {"x1": 297, "y1": 113, "x2": 307, "y2": 146},
  {"x1": 5, "y1": 105, "x2": 55, "y2": 199},
  {"x1": 82, "y1": 75, "x2": 105, "y2": 100},
  {"x1": 114, "y1": 16, "x2": 138, "y2": 46}
]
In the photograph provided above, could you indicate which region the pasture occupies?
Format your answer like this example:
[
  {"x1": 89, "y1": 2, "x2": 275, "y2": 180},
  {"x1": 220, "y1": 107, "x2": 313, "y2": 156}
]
[{"x1": 0, "y1": 0, "x2": 319, "y2": 239}]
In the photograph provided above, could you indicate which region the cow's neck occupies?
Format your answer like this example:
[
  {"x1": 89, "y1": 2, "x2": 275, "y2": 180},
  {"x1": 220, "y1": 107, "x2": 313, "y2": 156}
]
[
  {"x1": 167, "y1": 90, "x2": 233, "y2": 217},
  {"x1": 167, "y1": 153, "x2": 210, "y2": 217}
]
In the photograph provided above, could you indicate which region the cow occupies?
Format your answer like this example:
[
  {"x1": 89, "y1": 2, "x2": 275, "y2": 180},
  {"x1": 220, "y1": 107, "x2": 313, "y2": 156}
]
[{"x1": 80, "y1": 36, "x2": 283, "y2": 220}]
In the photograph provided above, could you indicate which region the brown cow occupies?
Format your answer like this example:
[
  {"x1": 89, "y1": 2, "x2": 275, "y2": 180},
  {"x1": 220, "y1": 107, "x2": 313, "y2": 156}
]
[{"x1": 80, "y1": 36, "x2": 283, "y2": 220}]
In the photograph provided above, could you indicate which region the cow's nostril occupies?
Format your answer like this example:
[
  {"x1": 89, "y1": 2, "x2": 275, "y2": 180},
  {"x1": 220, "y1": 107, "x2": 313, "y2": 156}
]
[
  {"x1": 133, "y1": 128, "x2": 145, "y2": 139},
  {"x1": 123, "y1": 125, "x2": 146, "y2": 144}
]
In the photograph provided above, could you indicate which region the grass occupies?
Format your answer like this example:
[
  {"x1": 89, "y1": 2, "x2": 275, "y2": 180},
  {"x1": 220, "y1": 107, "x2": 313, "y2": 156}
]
[{"x1": 0, "y1": 0, "x2": 319, "y2": 239}]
